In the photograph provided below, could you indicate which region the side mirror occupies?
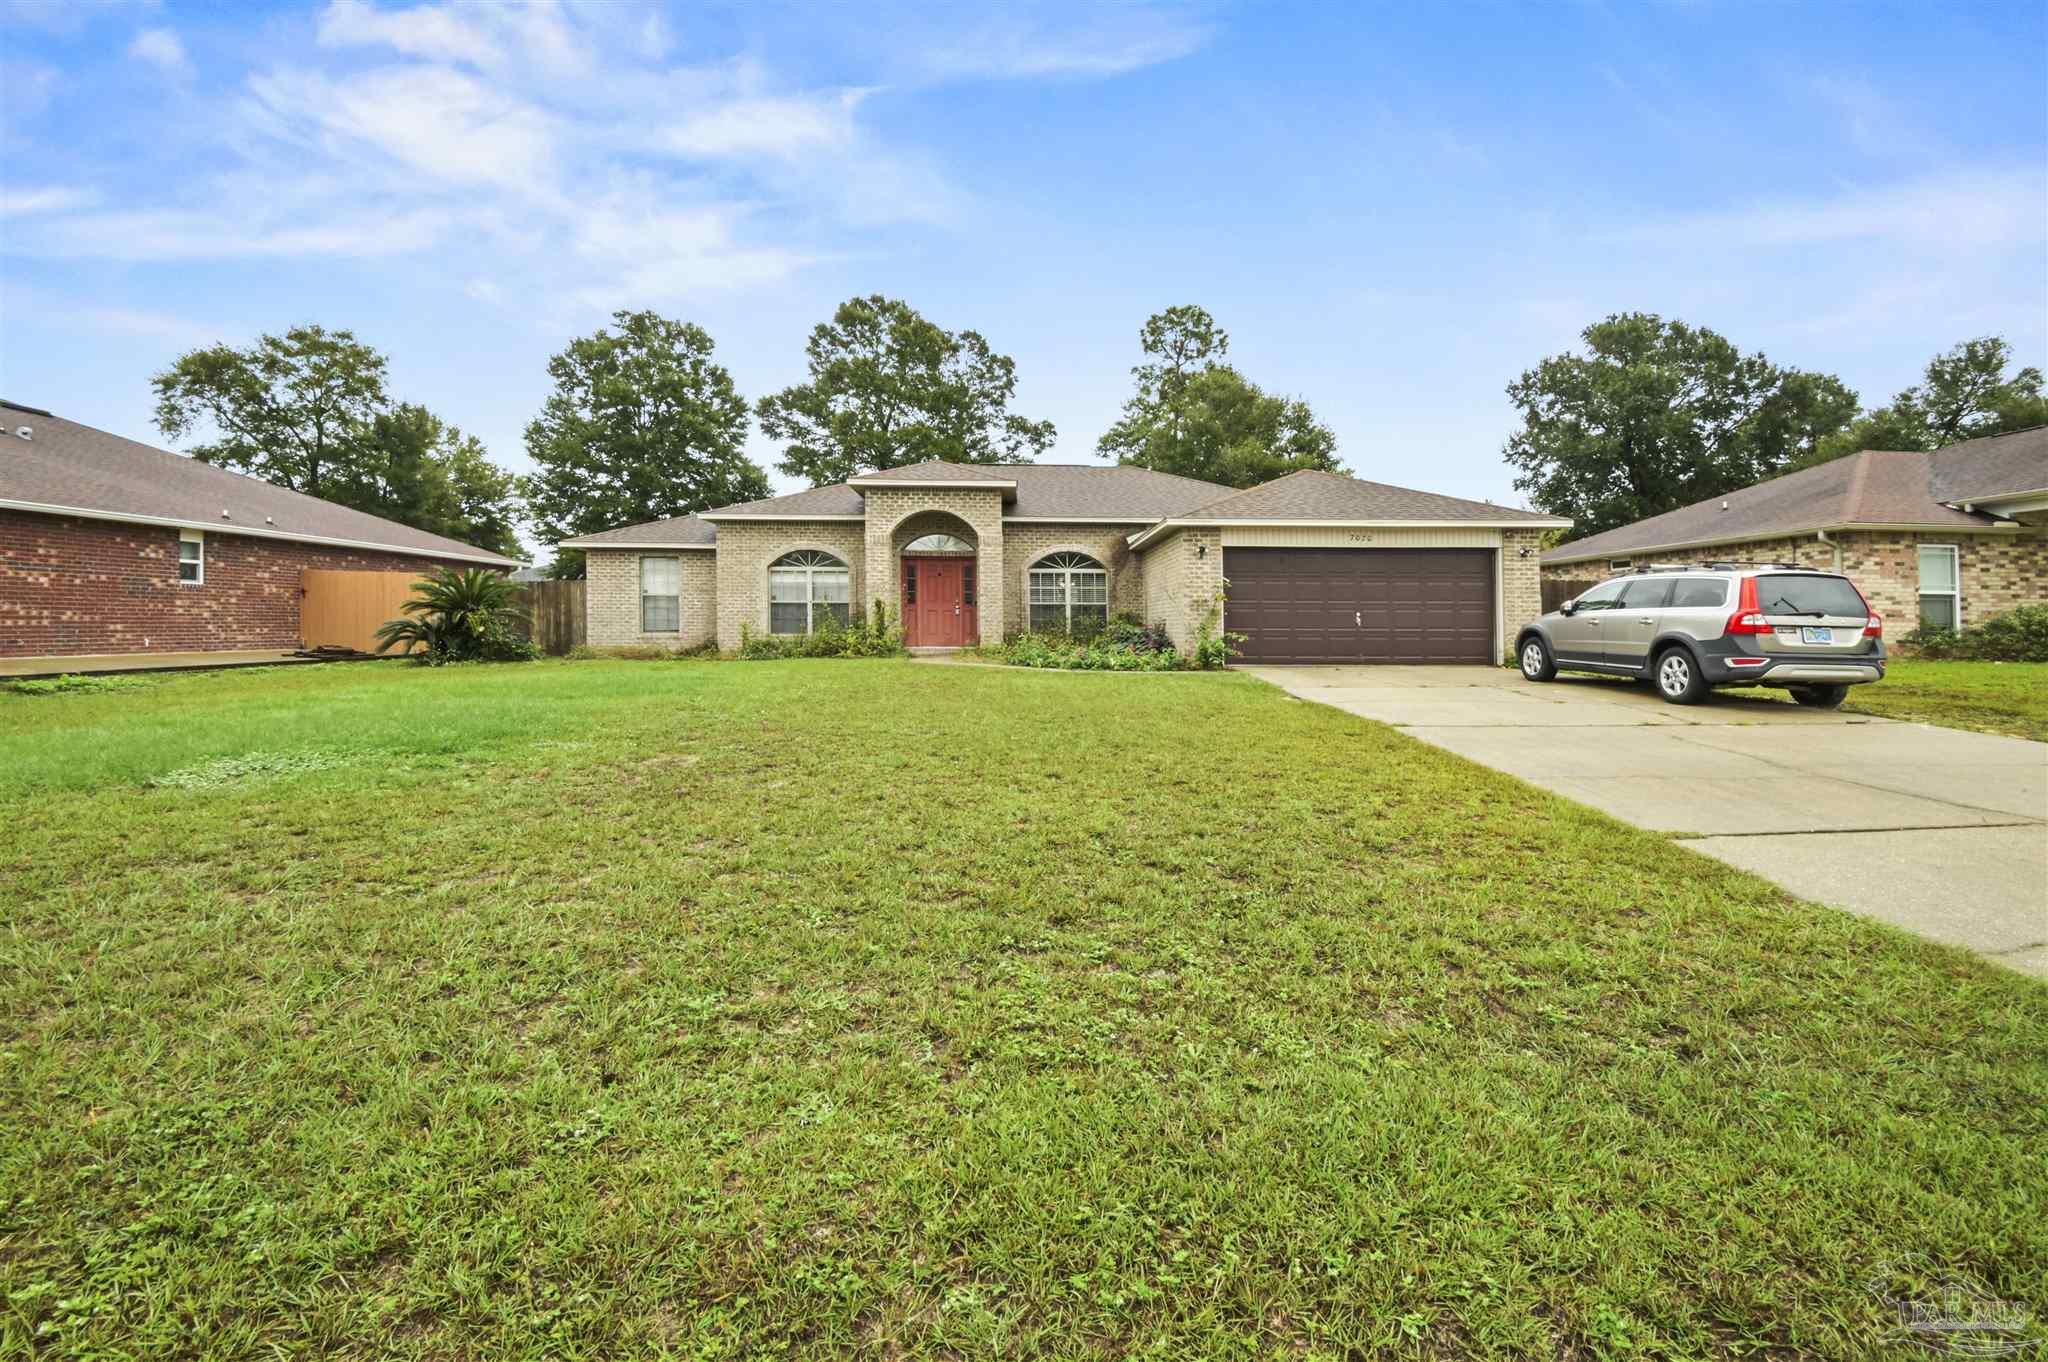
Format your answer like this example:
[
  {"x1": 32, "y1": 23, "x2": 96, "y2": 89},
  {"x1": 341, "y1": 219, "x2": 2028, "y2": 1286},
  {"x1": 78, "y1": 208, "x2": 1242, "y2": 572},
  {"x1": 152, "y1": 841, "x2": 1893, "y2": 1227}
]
[{"x1": 1559, "y1": 598, "x2": 1578, "y2": 615}]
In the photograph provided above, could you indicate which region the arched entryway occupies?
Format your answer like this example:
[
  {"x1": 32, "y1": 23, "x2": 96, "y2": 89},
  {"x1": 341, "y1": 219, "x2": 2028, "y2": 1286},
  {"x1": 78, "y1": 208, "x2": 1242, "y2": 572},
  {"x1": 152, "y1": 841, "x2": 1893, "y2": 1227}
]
[{"x1": 895, "y1": 513, "x2": 979, "y2": 647}]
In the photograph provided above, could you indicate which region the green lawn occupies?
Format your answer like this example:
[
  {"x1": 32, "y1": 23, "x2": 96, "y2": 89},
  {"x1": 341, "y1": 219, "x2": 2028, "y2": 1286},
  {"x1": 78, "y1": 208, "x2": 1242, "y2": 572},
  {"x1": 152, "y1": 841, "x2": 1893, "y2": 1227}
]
[
  {"x1": 2, "y1": 660, "x2": 2043, "y2": 1360},
  {"x1": 1841, "y1": 659, "x2": 2048, "y2": 741}
]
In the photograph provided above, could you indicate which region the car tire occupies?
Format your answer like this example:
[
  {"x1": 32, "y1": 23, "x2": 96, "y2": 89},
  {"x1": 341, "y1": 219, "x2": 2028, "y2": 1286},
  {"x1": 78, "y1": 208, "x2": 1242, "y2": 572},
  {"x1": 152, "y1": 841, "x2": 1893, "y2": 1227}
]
[
  {"x1": 1653, "y1": 647, "x2": 1708, "y2": 705},
  {"x1": 1791, "y1": 684, "x2": 1848, "y2": 709},
  {"x1": 1518, "y1": 636, "x2": 1556, "y2": 682}
]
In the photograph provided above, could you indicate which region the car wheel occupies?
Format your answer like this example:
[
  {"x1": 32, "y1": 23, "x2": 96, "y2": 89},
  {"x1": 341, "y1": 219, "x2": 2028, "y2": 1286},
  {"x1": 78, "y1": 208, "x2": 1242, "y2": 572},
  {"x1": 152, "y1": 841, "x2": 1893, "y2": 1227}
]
[
  {"x1": 1791, "y1": 684, "x2": 1848, "y2": 709},
  {"x1": 1519, "y1": 637, "x2": 1556, "y2": 682},
  {"x1": 1654, "y1": 647, "x2": 1708, "y2": 705}
]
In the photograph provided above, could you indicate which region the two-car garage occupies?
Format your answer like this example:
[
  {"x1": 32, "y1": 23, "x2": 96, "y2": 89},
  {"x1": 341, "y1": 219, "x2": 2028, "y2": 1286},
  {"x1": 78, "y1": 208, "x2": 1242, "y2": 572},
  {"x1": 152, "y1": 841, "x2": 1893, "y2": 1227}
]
[{"x1": 1224, "y1": 547, "x2": 1496, "y2": 664}]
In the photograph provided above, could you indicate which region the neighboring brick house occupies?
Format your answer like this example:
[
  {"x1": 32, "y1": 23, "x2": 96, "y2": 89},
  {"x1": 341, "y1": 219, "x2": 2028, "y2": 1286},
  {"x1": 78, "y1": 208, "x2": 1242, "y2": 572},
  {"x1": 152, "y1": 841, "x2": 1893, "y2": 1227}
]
[
  {"x1": 1540, "y1": 426, "x2": 2048, "y2": 633},
  {"x1": 563, "y1": 462, "x2": 1567, "y2": 664},
  {"x1": 0, "y1": 400, "x2": 521, "y2": 658}
]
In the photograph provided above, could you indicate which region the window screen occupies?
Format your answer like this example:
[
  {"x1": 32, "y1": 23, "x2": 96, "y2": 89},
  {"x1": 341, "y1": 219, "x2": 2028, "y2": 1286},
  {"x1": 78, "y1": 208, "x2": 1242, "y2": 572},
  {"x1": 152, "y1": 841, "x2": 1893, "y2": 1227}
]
[
  {"x1": 178, "y1": 536, "x2": 204, "y2": 584},
  {"x1": 640, "y1": 556, "x2": 680, "y2": 632}
]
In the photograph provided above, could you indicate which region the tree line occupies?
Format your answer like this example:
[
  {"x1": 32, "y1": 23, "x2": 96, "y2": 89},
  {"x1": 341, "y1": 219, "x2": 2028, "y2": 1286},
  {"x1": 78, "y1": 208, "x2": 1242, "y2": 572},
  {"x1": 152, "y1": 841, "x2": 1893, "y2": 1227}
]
[{"x1": 152, "y1": 301, "x2": 2043, "y2": 568}]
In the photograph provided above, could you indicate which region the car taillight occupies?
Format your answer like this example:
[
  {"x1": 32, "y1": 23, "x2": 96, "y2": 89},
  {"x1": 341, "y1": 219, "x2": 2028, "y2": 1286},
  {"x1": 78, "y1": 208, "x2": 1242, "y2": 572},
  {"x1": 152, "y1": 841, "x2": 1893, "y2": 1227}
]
[
  {"x1": 1725, "y1": 576, "x2": 1771, "y2": 635},
  {"x1": 1727, "y1": 657, "x2": 1767, "y2": 667},
  {"x1": 1864, "y1": 613, "x2": 1883, "y2": 638}
]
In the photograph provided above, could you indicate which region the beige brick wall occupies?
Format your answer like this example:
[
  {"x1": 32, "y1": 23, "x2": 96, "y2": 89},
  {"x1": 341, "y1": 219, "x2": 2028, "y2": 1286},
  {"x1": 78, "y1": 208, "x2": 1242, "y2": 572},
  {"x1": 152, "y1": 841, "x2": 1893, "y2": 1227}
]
[
  {"x1": 1001, "y1": 523, "x2": 1150, "y2": 635},
  {"x1": 1138, "y1": 527, "x2": 1224, "y2": 653},
  {"x1": 1499, "y1": 528, "x2": 1544, "y2": 661},
  {"x1": 713, "y1": 520, "x2": 868, "y2": 651},
  {"x1": 861, "y1": 488, "x2": 1007, "y2": 643},
  {"x1": 585, "y1": 548, "x2": 717, "y2": 650},
  {"x1": 1543, "y1": 523, "x2": 2048, "y2": 631}
]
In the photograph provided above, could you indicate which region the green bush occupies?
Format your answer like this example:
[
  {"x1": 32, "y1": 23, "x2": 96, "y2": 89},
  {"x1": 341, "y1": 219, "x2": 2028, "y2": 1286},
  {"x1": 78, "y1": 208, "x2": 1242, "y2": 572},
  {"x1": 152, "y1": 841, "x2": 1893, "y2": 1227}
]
[
  {"x1": 974, "y1": 608, "x2": 1243, "y2": 673},
  {"x1": 1902, "y1": 604, "x2": 2048, "y2": 662},
  {"x1": 738, "y1": 600, "x2": 905, "y2": 661},
  {"x1": 375, "y1": 568, "x2": 538, "y2": 665}
]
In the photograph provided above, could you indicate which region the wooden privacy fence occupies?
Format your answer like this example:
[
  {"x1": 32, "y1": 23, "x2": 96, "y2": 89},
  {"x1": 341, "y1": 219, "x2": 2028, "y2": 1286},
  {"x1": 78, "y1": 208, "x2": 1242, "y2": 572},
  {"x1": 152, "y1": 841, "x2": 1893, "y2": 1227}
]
[
  {"x1": 300, "y1": 570, "x2": 426, "y2": 653},
  {"x1": 515, "y1": 580, "x2": 585, "y2": 655},
  {"x1": 1541, "y1": 577, "x2": 1600, "y2": 613}
]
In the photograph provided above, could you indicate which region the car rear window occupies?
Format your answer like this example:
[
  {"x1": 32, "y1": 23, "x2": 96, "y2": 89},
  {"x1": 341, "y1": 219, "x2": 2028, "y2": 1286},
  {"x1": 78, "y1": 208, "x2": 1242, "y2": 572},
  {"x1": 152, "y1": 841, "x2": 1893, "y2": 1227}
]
[
  {"x1": 1669, "y1": 578, "x2": 1727, "y2": 608},
  {"x1": 1755, "y1": 574, "x2": 1868, "y2": 617}
]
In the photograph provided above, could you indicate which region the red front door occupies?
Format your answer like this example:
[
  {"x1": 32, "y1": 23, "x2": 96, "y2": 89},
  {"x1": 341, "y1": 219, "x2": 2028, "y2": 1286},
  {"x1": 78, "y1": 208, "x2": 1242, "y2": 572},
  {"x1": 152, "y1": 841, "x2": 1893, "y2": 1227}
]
[{"x1": 904, "y1": 557, "x2": 977, "y2": 646}]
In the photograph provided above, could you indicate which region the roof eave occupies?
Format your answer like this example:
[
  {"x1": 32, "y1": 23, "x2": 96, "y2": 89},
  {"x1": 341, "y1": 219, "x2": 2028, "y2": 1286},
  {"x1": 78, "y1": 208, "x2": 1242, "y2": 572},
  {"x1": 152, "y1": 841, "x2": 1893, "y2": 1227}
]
[
  {"x1": 695, "y1": 512, "x2": 866, "y2": 523},
  {"x1": 560, "y1": 539, "x2": 716, "y2": 550},
  {"x1": 0, "y1": 497, "x2": 522, "y2": 567},
  {"x1": 1128, "y1": 515, "x2": 1572, "y2": 551},
  {"x1": 1543, "y1": 518, "x2": 2023, "y2": 565}
]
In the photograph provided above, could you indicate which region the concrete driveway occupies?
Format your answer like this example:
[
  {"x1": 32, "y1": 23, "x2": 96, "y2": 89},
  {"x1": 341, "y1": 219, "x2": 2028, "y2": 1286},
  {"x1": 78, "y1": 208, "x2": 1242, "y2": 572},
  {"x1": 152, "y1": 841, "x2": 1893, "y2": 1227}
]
[{"x1": 1243, "y1": 665, "x2": 2048, "y2": 979}]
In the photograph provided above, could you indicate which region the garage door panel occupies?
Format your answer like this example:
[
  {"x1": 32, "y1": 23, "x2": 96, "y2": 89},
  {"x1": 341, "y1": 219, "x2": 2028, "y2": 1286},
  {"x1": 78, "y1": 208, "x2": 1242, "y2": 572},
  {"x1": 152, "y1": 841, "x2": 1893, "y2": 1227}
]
[{"x1": 1224, "y1": 547, "x2": 1494, "y2": 664}]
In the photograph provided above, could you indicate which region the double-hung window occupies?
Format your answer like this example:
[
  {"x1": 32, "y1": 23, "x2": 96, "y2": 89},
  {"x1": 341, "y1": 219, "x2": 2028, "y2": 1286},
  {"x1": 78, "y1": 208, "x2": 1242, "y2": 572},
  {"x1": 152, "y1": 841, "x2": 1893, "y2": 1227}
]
[
  {"x1": 1916, "y1": 545, "x2": 1959, "y2": 631},
  {"x1": 640, "y1": 555, "x2": 680, "y2": 632},
  {"x1": 178, "y1": 531, "x2": 204, "y2": 584}
]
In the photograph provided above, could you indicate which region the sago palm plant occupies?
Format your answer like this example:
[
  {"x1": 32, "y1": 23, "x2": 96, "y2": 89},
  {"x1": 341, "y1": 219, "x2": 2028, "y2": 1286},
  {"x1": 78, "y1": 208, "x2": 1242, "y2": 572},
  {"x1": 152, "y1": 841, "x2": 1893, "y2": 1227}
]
[{"x1": 375, "y1": 567, "x2": 533, "y2": 663}]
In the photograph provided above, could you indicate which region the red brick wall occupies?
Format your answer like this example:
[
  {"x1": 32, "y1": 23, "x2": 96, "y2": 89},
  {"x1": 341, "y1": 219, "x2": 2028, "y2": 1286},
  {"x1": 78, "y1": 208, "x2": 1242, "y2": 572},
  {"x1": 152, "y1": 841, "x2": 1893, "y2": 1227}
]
[{"x1": 0, "y1": 509, "x2": 465, "y2": 658}]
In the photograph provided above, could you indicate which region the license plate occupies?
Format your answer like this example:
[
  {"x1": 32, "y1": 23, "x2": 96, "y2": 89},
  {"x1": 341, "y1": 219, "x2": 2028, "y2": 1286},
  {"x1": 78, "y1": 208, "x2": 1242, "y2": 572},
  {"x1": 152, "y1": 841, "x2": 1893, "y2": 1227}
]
[{"x1": 1800, "y1": 626, "x2": 1834, "y2": 644}]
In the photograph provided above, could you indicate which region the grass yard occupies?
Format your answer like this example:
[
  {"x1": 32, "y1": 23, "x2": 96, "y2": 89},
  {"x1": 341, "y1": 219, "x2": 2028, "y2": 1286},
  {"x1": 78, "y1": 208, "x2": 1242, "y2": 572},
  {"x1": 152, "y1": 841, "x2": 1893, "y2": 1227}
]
[
  {"x1": 2, "y1": 659, "x2": 2043, "y2": 1360},
  {"x1": 1836, "y1": 659, "x2": 2048, "y2": 742}
]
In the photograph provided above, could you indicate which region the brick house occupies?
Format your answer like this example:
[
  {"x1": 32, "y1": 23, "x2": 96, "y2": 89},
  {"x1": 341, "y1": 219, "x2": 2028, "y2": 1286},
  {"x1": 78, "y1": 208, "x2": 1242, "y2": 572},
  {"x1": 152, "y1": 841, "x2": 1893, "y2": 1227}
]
[
  {"x1": 0, "y1": 401, "x2": 522, "y2": 659},
  {"x1": 562, "y1": 462, "x2": 1566, "y2": 664},
  {"x1": 1541, "y1": 427, "x2": 2048, "y2": 632}
]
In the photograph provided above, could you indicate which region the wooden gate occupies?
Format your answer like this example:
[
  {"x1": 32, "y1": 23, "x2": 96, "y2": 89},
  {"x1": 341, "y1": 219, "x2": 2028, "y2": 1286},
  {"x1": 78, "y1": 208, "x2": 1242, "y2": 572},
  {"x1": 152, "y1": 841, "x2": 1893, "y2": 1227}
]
[
  {"x1": 301, "y1": 570, "x2": 428, "y2": 653},
  {"x1": 516, "y1": 580, "x2": 586, "y2": 655}
]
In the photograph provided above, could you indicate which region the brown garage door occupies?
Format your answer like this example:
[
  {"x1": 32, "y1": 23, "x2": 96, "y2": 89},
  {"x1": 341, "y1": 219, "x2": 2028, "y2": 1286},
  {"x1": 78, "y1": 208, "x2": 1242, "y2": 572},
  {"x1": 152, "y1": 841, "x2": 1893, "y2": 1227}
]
[{"x1": 1223, "y1": 547, "x2": 1495, "y2": 663}]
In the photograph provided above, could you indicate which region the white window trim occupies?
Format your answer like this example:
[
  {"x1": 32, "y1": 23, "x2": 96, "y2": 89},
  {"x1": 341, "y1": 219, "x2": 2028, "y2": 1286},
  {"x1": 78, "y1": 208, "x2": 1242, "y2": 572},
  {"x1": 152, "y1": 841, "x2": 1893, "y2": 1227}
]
[
  {"x1": 178, "y1": 529, "x2": 204, "y2": 585},
  {"x1": 768, "y1": 550, "x2": 852, "y2": 635},
  {"x1": 1027, "y1": 552, "x2": 1109, "y2": 632},
  {"x1": 1917, "y1": 543, "x2": 1960, "y2": 630},
  {"x1": 639, "y1": 554, "x2": 681, "y2": 633}
]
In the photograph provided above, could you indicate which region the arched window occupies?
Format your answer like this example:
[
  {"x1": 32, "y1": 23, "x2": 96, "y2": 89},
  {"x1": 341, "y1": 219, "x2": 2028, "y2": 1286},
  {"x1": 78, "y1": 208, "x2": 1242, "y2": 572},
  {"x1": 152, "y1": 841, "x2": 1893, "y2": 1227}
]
[
  {"x1": 903, "y1": 533, "x2": 974, "y2": 553},
  {"x1": 769, "y1": 550, "x2": 850, "y2": 634},
  {"x1": 1028, "y1": 552, "x2": 1108, "y2": 635}
]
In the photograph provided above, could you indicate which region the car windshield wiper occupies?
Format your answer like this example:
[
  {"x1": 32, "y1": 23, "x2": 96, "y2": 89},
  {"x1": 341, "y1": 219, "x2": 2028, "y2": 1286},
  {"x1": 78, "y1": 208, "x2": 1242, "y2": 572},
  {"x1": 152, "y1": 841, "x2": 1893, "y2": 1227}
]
[{"x1": 1764, "y1": 598, "x2": 1826, "y2": 617}]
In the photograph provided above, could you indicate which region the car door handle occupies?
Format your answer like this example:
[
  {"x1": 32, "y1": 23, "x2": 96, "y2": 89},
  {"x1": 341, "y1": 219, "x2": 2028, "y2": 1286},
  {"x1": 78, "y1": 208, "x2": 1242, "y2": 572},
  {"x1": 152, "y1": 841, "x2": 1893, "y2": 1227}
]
[
  {"x1": 1637, "y1": 616, "x2": 1654, "y2": 624},
  {"x1": 1585, "y1": 619, "x2": 1601, "y2": 626}
]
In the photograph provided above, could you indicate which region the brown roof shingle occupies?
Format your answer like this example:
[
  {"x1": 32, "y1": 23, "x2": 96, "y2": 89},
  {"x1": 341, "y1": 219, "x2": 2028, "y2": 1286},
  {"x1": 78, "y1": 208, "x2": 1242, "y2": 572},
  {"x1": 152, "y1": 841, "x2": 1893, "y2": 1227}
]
[
  {"x1": 1176, "y1": 468, "x2": 1565, "y2": 523},
  {"x1": 1543, "y1": 448, "x2": 2008, "y2": 565},
  {"x1": 559, "y1": 515, "x2": 718, "y2": 548},
  {"x1": 0, "y1": 402, "x2": 521, "y2": 564},
  {"x1": 1928, "y1": 425, "x2": 2048, "y2": 503}
]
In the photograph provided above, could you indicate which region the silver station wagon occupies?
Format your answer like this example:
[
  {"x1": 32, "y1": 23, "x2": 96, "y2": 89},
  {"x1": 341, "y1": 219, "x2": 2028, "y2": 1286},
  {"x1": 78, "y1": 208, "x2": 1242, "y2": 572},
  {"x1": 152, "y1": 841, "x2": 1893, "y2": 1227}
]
[{"x1": 1515, "y1": 563, "x2": 1886, "y2": 706}]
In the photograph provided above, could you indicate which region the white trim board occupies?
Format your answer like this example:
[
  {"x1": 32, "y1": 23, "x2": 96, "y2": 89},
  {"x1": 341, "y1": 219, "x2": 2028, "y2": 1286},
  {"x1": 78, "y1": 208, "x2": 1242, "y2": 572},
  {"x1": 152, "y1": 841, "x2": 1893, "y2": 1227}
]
[{"x1": 0, "y1": 497, "x2": 522, "y2": 567}]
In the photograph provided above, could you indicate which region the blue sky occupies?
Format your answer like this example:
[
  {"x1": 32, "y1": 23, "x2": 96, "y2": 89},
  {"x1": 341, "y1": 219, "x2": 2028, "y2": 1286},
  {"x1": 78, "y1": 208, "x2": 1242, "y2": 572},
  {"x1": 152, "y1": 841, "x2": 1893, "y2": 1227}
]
[{"x1": 4, "y1": 0, "x2": 2043, "y2": 545}]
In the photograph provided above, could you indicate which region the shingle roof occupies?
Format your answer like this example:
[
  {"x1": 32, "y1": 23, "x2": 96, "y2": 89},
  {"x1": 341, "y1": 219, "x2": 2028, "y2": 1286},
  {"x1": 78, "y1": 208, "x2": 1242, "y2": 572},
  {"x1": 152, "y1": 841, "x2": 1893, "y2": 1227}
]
[
  {"x1": 1176, "y1": 468, "x2": 1565, "y2": 523},
  {"x1": 1927, "y1": 425, "x2": 2048, "y2": 503},
  {"x1": 0, "y1": 401, "x2": 522, "y2": 564},
  {"x1": 559, "y1": 515, "x2": 718, "y2": 548},
  {"x1": 1006, "y1": 465, "x2": 1231, "y2": 518},
  {"x1": 696, "y1": 484, "x2": 867, "y2": 519},
  {"x1": 850, "y1": 460, "x2": 1017, "y2": 483},
  {"x1": 1543, "y1": 448, "x2": 2010, "y2": 565}
]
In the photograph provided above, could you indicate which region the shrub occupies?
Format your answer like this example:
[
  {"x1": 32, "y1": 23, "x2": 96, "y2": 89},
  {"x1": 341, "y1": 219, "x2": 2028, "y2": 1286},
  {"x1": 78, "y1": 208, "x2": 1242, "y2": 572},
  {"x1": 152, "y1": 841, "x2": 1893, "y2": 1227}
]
[
  {"x1": 7, "y1": 673, "x2": 162, "y2": 697},
  {"x1": 1902, "y1": 604, "x2": 2048, "y2": 662},
  {"x1": 975, "y1": 609, "x2": 1245, "y2": 673},
  {"x1": 375, "y1": 567, "x2": 538, "y2": 665},
  {"x1": 738, "y1": 600, "x2": 905, "y2": 661}
]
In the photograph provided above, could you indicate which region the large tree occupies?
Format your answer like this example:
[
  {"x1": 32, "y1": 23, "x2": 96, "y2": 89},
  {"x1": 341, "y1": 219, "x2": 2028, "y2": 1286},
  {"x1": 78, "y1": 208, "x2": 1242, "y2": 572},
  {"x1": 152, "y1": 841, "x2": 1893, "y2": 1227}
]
[
  {"x1": 1097, "y1": 305, "x2": 1342, "y2": 487},
  {"x1": 1505, "y1": 313, "x2": 1859, "y2": 541},
  {"x1": 341, "y1": 404, "x2": 523, "y2": 557},
  {"x1": 756, "y1": 294, "x2": 1056, "y2": 486},
  {"x1": 152, "y1": 323, "x2": 390, "y2": 498},
  {"x1": 522, "y1": 310, "x2": 767, "y2": 574},
  {"x1": 1795, "y1": 336, "x2": 2047, "y2": 469}
]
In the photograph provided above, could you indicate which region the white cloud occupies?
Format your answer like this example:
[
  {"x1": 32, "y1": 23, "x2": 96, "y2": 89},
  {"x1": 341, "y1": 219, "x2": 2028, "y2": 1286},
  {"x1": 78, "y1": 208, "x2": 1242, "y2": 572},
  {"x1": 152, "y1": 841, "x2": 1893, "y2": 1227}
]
[
  {"x1": 916, "y1": 7, "x2": 1209, "y2": 79},
  {"x1": 663, "y1": 91, "x2": 868, "y2": 159},
  {"x1": 316, "y1": 0, "x2": 504, "y2": 68},
  {"x1": 247, "y1": 65, "x2": 556, "y2": 191},
  {"x1": 128, "y1": 26, "x2": 191, "y2": 78},
  {"x1": 1610, "y1": 169, "x2": 2047, "y2": 252},
  {"x1": 1, "y1": 185, "x2": 97, "y2": 217},
  {"x1": 10, "y1": 206, "x2": 449, "y2": 261}
]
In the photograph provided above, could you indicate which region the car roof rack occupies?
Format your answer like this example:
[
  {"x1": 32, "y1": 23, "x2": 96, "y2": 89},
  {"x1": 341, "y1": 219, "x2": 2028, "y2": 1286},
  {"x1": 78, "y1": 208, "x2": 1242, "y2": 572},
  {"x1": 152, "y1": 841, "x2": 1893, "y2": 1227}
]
[{"x1": 1701, "y1": 560, "x2": 1801, "y2": 571}]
